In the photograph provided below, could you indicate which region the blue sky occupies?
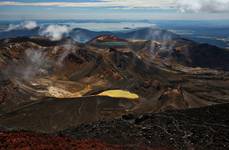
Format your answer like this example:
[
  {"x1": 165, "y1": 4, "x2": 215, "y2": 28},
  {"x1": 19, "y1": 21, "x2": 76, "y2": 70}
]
[{"x1": 0, "y1": 0, "x2": 229, "y2": 20}]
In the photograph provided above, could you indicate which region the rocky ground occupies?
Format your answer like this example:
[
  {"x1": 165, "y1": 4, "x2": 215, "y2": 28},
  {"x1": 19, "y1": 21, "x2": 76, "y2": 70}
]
[
  {"x1": 0, "y1": 130, "x2": 162, "y2": 150},
  {"x1": 61, "y1": 103, "x2": 229, "y2": 150},
  {"x1": 1, "y1": 103, "x2": 229, "y2": 150}
]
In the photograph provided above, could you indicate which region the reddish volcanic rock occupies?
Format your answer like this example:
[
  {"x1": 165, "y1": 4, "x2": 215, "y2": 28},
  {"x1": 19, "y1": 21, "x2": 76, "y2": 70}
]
[
  {"x1": 0, "y1": 130, "x2": 171, "y2": 150},
  {"x1": 0, "y1": 131, "x2": 121, "y2": 150},
  {"x1": 0, "y1": 132, "x2": 122, "y2": 150},
  {"x1": 89, "y1": 35, "x2": 128, "y2": 43}
]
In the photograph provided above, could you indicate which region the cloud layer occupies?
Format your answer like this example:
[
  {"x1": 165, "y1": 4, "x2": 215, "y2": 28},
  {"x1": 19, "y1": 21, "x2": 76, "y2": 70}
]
[
  {"x1": 0, "y1": 0, "x2": 175, "y2": 8},
  {"x1": 40, "y1": 25, "x2": 71, "y2": 41},
  {"x1": 7, "y1": 21, "x2": 38, "y2": 31},
  {"x1": 1, "y1": 0, "x2": 229, "y2": 13},
  {"x1": 176, "y1": 0, "x2": 229, "y2": 13}
]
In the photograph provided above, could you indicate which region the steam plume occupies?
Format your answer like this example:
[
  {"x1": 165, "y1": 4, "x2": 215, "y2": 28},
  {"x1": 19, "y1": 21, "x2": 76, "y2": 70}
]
[
  {"x1": 40, "y1": 25, "x2": 71, "y2": 41},
  {"x1": 3, "y1": 49, "x2": 52, "y2": 81},
  {"x1": 7, "y1": 21, "x2": 38, "y2": 31}
]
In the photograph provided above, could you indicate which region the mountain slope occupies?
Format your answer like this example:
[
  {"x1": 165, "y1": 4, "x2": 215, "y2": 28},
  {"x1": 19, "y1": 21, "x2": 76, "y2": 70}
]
[{"x1": 62, "y1": 103, "x2": 229, "y2": 150}]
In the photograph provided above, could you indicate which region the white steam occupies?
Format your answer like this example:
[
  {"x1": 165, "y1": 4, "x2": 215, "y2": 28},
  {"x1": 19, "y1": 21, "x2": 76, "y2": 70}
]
[
  {"x1": 22, "y1": 49, "x2": 50, "y2": 80},
  {"x1": 40, "y1": 25, "x2": 71, "y2": 41},
  {"x1": 57, "y1": 42, "x2": 76, "y2": 66},
  {"x1": 176, "y1": 0, "x2": 229, "y2": 13},
  {"x1": 7, "y1": 21, "x2": 38, "y2": 31},
  {"x1": 149, "y1": 34, "x2": 175, "y2": 59},
  {"x1": 4, "y1": 46, "x2": 77, "y2": 81},
  {"x1": 22, "y1": 21, "x2": 38, "y2": 30},
  {"x1": 3, "y1": 49, "x2": 52, "y2": 81}
]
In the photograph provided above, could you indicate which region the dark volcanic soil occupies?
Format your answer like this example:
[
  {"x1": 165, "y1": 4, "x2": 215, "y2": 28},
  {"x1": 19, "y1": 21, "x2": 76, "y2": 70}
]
[
  {"x1": 61, "y1": 103, "x2": 229, "y2": 150},
  {"x1": 0, "y1": 97, "x2": 135, "y2": 133},
  {"x1": 0, "y1": 130, "x2": 171, "y2": 150}
]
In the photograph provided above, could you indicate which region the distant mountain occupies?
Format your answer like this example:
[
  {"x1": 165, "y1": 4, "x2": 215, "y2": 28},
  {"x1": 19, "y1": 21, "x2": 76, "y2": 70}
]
[
  {"x1": 0, "y1": 26, "x2": 187, "y2": 44},
  {"x1": 118, "y1": 27, "x2": 180, "y2": 41},
  {"x1": 70, "y1": 27, "x2": 180, "y2": 43},
  {"x1": 70, "y1": 28, "x2": 112, "y2": 43},
  {"x1": 0, "y1": 27, "x2": 40, "y2": 39}
]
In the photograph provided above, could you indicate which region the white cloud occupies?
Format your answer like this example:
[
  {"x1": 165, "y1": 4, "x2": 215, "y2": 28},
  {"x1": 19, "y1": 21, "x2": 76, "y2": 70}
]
[
  {"x1": 7, "y1": 21, "x2": 38, "y2": 31},
  {"x1": 40, "y1": 25, "x2": 71, "y2": 41},
  {"x1": 176, "y1": 0, "x2": 229, "y2": 13},
  {"x1": 1, "y1": 0, "x2": 229, "y2": 13},
  {"x1": 0, "y1": 0, "x2": 175, "y2": 8},
  {"x1": 99, "y1": 0, "x2": 175, "y2": 8},
  {"x1": 22, "y1": 21, "x2": 38, "y2": 30}
]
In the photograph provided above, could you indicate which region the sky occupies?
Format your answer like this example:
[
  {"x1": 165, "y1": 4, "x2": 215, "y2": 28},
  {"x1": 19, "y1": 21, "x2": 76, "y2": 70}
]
[{"x1": 1, "y1": 0, "x2": 229, "y2": 20}]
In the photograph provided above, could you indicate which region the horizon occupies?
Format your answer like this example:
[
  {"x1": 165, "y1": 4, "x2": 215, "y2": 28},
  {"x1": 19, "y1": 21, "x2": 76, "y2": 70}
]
[{"x1": 1, "y1": 0, "x2": 229, "y2": 20}]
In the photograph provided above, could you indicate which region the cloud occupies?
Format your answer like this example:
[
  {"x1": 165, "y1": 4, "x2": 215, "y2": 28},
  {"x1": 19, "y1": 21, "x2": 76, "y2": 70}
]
[
  {"x1": 1, "y1": 0, "x2": 229, "y2": 13},
  {"x1": 40, "y1": 25, "x2": 71, "y2": 41},
  {"x1": 22, "y1": 21, "x2": 38, "y2": 30},
  {"x1": 7, "y1": 21, "x2": 38, "y2": 31},
  {"x1": 176, "y1": 0, "x2": 229, "y2": 13},
  {"x1": 0, "y1": 0, "x2": 175, "y2": 8}
]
